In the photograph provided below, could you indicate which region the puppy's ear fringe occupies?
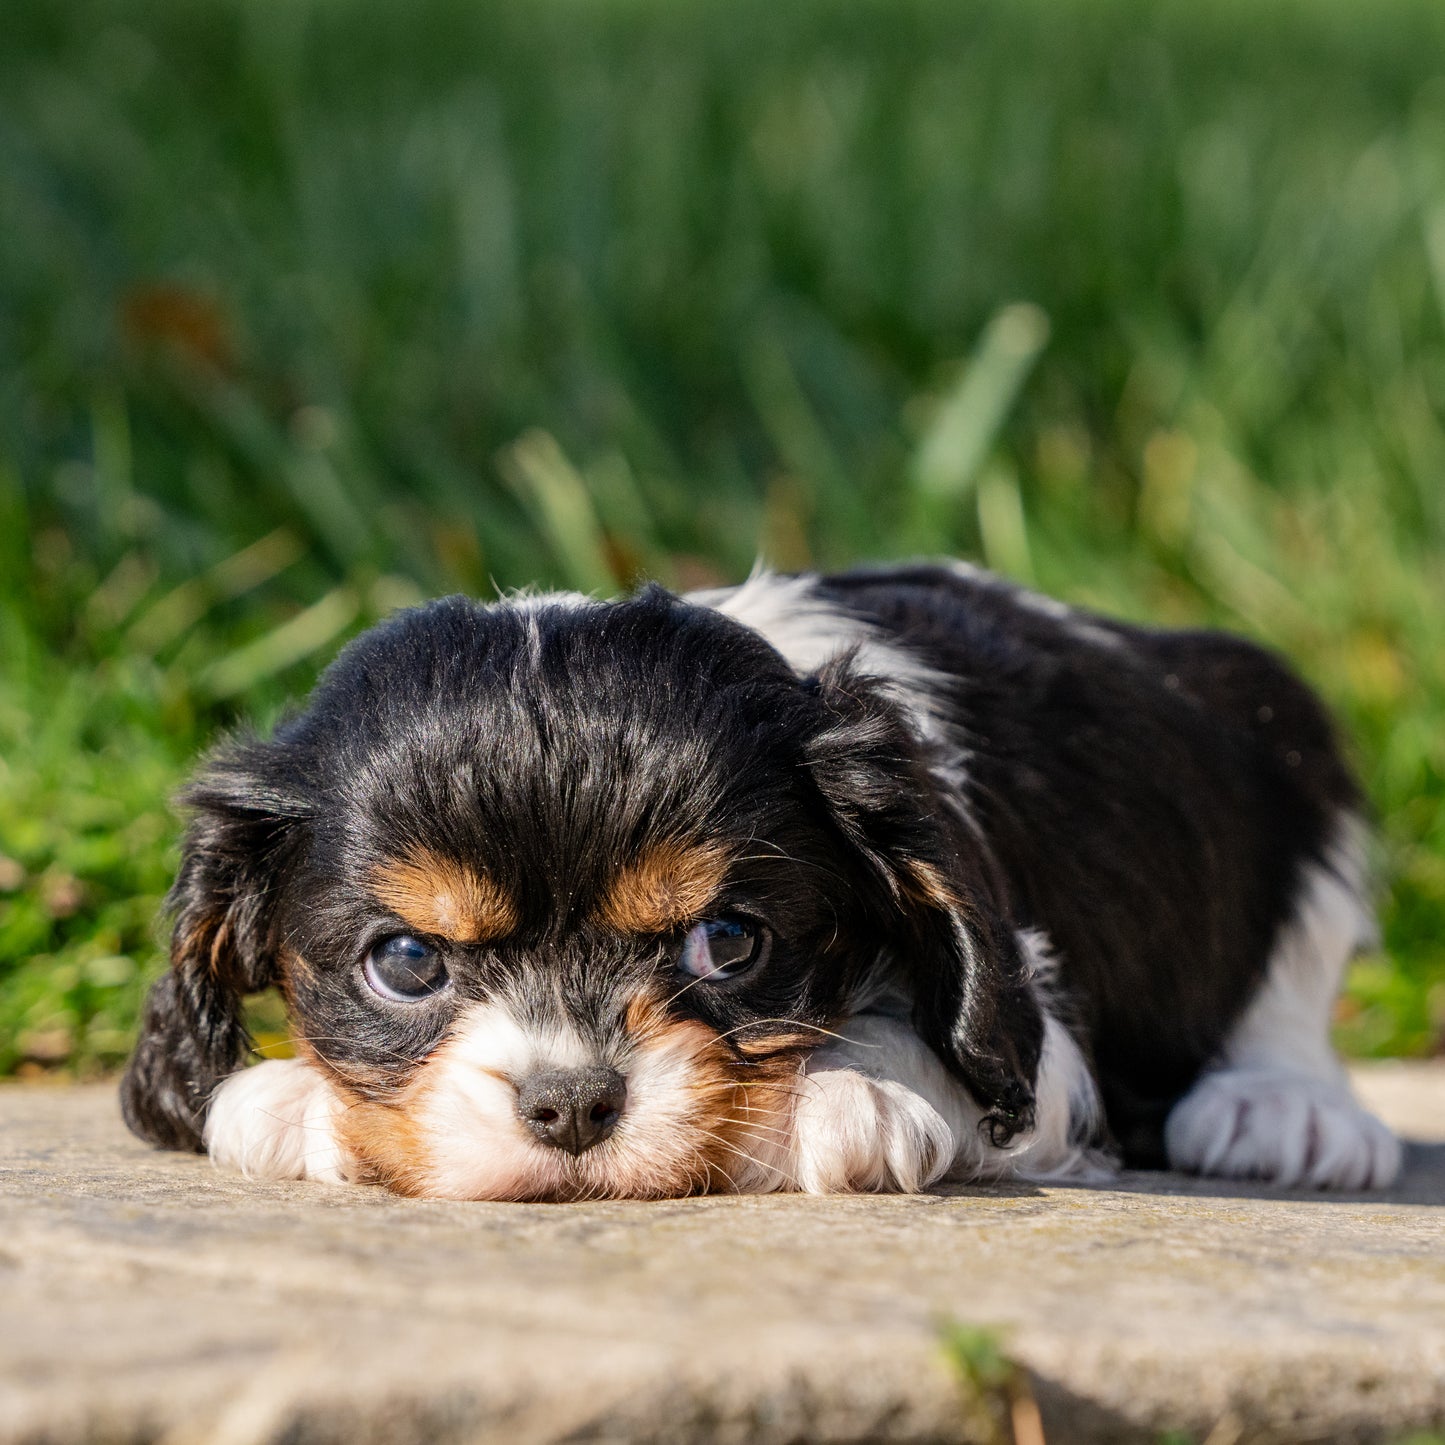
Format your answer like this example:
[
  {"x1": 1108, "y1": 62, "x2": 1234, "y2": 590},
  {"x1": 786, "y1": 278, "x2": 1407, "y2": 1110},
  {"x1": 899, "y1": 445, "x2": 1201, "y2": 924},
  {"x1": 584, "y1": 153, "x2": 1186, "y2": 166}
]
[
  {"x1": 119, "y1": 737, "x2": 310, "y2": 1153},
  {"x1": 802, "y1": 660, "x2": 1044, "y2": 1147},
  {"x1": 908, "y1": 885, "x2": 1043, "y2": 1148}
]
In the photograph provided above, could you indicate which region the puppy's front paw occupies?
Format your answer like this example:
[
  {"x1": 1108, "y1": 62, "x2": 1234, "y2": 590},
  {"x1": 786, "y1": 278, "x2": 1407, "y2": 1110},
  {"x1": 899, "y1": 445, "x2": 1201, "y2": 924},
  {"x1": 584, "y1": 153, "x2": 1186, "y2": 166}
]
[
  {"x1": 1165, "y1": 1067, "x2": 1402, "y2": 1191},
  {"x1": 204, "y1": 1059, "x2": 351, "y2": 1184},
  {"x1": 791, "y1": 1066, "x2": 955, "y2": 1194}
]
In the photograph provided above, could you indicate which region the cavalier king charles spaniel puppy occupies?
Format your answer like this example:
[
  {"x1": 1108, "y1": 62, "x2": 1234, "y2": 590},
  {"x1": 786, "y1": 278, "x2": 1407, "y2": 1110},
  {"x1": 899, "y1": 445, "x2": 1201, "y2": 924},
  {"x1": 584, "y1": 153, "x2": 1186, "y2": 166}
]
[{"x1": 120, "y1": 563, "x2": 1402, "y2": 1199}]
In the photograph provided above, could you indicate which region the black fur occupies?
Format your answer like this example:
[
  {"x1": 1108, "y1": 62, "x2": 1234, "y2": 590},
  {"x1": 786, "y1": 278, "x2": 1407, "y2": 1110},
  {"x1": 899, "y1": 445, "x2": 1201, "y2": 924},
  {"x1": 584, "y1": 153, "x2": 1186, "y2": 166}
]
[
  {"x1": 817, "y1": 564, "x2": 1358, "y2": 1163},
  {"x1": 800, "y1": 663, "x2": 1043, "y2": 1139},
  {"x1": 122, "y1": 565, "x2": 1360, "y2": 1169},
  {"x1": 119, "y1": 751, "x2": 311, "y2": 1149}
]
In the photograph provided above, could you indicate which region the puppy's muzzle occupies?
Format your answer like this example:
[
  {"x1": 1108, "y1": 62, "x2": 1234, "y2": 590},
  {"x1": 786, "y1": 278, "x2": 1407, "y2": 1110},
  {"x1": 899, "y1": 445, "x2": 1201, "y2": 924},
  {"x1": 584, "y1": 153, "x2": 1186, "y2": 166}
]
[{"x1": 518, "y1": 1066, "x2": 627, "y2": 1156}]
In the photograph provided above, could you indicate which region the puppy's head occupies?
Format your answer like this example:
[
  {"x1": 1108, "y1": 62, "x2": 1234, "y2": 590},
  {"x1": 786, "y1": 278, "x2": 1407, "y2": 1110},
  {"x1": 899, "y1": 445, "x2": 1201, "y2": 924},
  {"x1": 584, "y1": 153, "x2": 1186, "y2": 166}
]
[{"x1": 121, "y1": 587, "x2": 1041, "y2": 1198}]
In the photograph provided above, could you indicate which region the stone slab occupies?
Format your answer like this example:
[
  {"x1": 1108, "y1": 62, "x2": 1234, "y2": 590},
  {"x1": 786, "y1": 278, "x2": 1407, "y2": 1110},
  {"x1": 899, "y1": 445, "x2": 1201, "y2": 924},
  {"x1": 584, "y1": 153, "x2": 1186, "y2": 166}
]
[{"x1": 0, "y1": 1064, "x2": 1442, "y2": 1444}]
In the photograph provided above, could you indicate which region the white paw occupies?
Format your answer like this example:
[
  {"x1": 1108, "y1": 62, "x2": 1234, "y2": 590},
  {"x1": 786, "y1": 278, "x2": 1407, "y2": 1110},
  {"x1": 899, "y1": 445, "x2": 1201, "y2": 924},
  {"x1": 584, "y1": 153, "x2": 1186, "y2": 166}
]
[
  {"x1": 204, "y1": 1059, "x2": 350, "y2": 1184},
  {"x1": 1165, "y1": 1067, "x2": 1402, "y2": 1191},
  {"x1": 791, "y1": 1066, "x2": 955, "y2": 1194}
]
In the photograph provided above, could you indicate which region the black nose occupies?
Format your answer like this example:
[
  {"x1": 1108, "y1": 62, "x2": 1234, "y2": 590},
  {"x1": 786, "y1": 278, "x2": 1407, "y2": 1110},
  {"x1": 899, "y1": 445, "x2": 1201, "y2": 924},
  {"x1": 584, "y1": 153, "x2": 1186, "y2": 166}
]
[{"x1": 517, "y1": 1067, "x2": 627, "y2": 1156}]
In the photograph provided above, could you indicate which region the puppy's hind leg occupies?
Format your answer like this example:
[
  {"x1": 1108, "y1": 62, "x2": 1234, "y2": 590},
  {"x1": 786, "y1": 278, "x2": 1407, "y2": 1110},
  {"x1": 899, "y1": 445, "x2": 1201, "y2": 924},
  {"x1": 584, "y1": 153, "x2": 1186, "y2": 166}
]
[{"x1": 1165, "y1": 820, "x2": 1402, "y2": 1191}]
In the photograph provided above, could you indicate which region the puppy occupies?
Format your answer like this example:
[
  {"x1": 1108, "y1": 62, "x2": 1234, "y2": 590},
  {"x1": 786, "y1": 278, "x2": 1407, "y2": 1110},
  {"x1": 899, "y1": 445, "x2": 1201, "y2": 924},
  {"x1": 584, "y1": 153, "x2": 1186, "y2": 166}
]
[{"x1": 120, "y1": 563, "x2": 1402, "y2": 1198}]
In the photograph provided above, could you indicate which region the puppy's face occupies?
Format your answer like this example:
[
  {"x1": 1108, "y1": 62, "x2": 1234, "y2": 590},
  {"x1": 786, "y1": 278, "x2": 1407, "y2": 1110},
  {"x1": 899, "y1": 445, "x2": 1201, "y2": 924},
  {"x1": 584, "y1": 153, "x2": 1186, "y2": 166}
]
[
  {"x1": 121, "y1": 587, "x2": 1045, "y2": 1198},
  {"x1": 285, "y1": 859, "x2": 825, "y2": 1201},
  {"x1": 245, "y1": 593, "x2": 883, "y2": 1199}
]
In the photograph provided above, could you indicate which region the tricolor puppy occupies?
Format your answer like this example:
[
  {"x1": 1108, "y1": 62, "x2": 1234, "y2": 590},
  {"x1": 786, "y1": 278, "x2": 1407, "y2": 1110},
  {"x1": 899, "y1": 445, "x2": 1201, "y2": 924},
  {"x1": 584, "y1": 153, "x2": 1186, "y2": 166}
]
[{"x1": 121, "y1": 564, "x2": 1402, "y2": 1198}]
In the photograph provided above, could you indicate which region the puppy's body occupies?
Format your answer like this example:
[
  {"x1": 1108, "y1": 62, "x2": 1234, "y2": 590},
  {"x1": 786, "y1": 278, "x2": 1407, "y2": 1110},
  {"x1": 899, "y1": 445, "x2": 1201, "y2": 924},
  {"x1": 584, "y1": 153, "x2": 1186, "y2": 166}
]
[{"x1": 122, "y1": 563, "x2": 1401, "y2": 1197}]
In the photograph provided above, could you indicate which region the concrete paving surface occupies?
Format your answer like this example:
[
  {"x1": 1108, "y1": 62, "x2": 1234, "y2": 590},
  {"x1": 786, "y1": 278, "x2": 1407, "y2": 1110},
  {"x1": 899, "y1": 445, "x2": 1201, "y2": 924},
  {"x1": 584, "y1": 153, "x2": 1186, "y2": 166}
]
[{"x1": 1, "y1": 1063, "x2": 1442, "y2": 1445}]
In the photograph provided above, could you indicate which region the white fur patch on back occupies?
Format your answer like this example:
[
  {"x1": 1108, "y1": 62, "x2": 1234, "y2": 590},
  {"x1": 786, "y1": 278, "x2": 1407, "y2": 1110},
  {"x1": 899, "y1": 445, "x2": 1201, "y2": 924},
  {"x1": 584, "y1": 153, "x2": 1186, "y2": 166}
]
[
  {"x1": 687, "y1": 569, "x2": 956, "y2": 746},
  {"x1": 1164, "y1": 816, "x2": 1403, "y2": 1190},
  {"x1": 938, "y1": 558, "x2": 1129, "y2": 654}
]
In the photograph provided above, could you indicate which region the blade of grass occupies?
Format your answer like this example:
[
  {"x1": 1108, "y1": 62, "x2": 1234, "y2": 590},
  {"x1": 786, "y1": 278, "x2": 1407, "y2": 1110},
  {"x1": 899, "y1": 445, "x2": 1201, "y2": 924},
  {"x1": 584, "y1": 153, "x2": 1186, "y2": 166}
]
[
  {"x1": 499, "y1": 429, "x2": 615, "y2": 595},
  {"x1": 127, "y1": 528, "x2": 306, "y2": 655},
  {"x1": 911, "y1": 303, "x2": 1051, "y2": 503},
  {"x1": 976, "y1": 464, "x2": 1035, "y2": 584},
  {"x1": 199, "y1": 585, "x2": 361, "y2": 700}
]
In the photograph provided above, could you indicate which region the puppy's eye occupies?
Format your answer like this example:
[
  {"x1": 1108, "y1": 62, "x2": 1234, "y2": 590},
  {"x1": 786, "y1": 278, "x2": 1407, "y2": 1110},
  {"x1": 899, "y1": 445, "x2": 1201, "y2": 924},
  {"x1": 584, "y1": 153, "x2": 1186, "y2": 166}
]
[
  {"x1": 363, "y1": 935, "x2": 450, "y2": 1002},
  {"x1": 677, "y1": 917, "x2": 769, "y2": 981}
]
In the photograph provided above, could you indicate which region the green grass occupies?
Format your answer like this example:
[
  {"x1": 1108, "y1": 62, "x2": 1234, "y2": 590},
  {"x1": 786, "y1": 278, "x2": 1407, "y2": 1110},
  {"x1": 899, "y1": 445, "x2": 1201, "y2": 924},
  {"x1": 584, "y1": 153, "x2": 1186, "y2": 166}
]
[
  {"x1": 2, "y1": 0, "x2": 1444, "y2": 1069},
  {"x1": 939, "y1": 1321, "x2": 1039, "y2": 1445}
]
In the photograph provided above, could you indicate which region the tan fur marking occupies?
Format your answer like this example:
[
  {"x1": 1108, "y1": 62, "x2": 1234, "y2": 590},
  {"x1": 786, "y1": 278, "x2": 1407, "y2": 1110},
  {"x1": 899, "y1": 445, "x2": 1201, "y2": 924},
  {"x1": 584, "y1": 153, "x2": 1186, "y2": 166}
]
[
  {"x1": 624, "y1": 1012, "x2": 754, "y2": 1194},
  {"x1": 625, "y1": 995, "x2": 805, "y2": 1196},
  {"x1": 597, "y1": 840, "x2": 731, "y2": 934},
  {"x1": 370, "y1": 850, "x2": 518, "y2": 943},
  {"x1": 169, "y1": 912, "x2": 227, "y2": 980},
  {"x1": 904, "y1": 859, "x2": 961, "y2": 913},
  {"x1": 205, "y1": 918, "x2": 231, "y2": 977},
  {"x1": 624, "y1": 993, "x2": 672, "y2": 1040},
  {"x1": 274, "y1": 946, "x2": 313, "y2": 1012},
  {"x1": 335, "y1": 1097, "x2": 433, "y2": 1196},
  {"x1": 300, "y1": 1036, "x2": 410, "y2": 1102},
  {"x1": 708, "y1": 1049, "x2": 805, "y2": 1195},
  {"x1": 735, "y1": 1031, "x2": 820, "y2": 1058}
]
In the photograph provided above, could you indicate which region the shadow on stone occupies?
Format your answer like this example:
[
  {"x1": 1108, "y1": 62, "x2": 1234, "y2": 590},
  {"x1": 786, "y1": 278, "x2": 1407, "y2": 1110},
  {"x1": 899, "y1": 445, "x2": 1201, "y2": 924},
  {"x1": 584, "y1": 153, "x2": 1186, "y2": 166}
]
[{"x1": 1079, "y1": 1139, "x2": 1445, "y2": 1209}]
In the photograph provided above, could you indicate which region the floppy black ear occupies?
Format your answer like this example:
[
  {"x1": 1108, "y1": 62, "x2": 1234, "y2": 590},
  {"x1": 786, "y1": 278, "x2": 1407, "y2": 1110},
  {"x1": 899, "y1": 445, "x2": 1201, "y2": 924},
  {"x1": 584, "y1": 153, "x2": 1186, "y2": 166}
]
[
  {"x1": 803, "y1": 661, "x2": 1043, "y2": 1144},
  {"x1": 120, "y1": 742, "x2": 309, "y2": 1152}
]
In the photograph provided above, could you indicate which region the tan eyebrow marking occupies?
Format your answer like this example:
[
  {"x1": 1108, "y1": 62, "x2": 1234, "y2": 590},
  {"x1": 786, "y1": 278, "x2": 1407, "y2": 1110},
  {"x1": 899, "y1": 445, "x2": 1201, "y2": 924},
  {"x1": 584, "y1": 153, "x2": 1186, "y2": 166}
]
[
  {"x1": 597, "y1": 840, "x2": 731, "y2": 934},
  {"x1": 369, "y1": 849, "x2": 518, "y2": 944}
]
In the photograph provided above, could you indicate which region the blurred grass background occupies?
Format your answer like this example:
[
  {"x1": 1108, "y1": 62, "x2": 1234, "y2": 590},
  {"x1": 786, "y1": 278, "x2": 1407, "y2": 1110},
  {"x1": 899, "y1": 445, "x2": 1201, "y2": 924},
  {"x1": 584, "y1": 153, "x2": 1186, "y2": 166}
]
[{"x1": 2, "y1": 0, "x2": 1444, "y2": 1076}]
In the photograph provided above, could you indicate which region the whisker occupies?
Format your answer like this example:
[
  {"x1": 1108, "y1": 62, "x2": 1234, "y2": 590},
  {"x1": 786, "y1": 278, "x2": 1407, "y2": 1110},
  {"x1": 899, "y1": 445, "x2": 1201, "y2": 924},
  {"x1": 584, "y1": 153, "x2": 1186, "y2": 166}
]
[
  {"x1": 736, "y1": 1090, "x2": 795, "y2": 1137},
  {"x1": 694, "y1": 1134, "x2": 777, "y2": 1189},
  {"x1": 723, "y1": 1105, "x2": 794, "y2": 1142},
  {"x1": 575, "y1": 1171, "x2": 606, "y2": 1205},
  {"x1": 697, "y1": 1150, "x2": 741, "y2": 1194},
  {"x1": 254, "y1": 1033, "x2": 424, "y2": 1069},
  {"x1": 293, "y1": 1144, "x2": 347, "y2": 1165},
  {"x1": 712, "y1": 1018, "x2": 880, "y2": 1048},
  {"x1": 251, "y1": 1107, "x2": 336, "y2": 1135},
  {"x1": 733, "y1": 841, "x2": 850, "y2": 887},
  {"x1": 726, "y1": 1126, "x2": 796, "y2": 1162},
  {"x1": 725, "y1": 1140, "x2": 800, "y2": 1193},
  {"x1": 682, "y1": 1143, "x2": 722, "y2": 1196},
  {"x1": 661, "y1": 968, "x2": 722, "y2": 1009},
  {"x1": 691, "y1": 1125, "x2": 800, "y2": 1193},
  {"x1": 728, "y1": 1103, "x2": 797, "y2": 1127}
]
